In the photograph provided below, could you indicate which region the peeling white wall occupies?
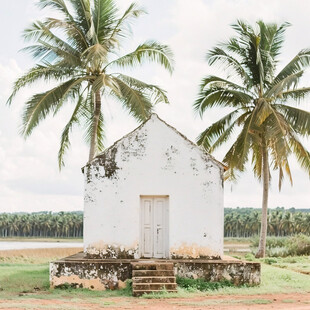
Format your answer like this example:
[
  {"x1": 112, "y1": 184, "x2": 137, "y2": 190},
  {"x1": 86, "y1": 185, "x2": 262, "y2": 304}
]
[{"x1": 83, "y1": 114, "x2": 224, "y2": 258}]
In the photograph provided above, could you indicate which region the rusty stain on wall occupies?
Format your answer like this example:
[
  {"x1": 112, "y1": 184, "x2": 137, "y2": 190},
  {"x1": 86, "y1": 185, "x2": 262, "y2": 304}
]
[{"x1": 170, "y1": 243, "x2": 221, "y2": 259}]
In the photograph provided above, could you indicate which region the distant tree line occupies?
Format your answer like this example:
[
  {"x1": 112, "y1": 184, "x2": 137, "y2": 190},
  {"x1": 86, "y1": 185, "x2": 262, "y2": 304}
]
[
  {"x1": 1, "y1": 208, "x2": 309, "y2": 238},
  {"x1": 225, "y1": 208, "x2": 310, "y2": 238},
  {"x1": 0, "y1": 212, "x2": 83, "y2": 238}
]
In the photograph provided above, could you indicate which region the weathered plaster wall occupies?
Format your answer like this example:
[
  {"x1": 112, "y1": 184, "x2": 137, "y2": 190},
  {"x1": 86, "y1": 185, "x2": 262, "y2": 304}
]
[
  {"x1": 50, "y1": 259, "x2": 260, "y2": 290},
  {"x1": 175, "y1": 260, "x2": 261, "y2": 286},
  {"x1": 83, "y1": 114, "x2": 224, "y2": 259},
  {"x1": 50, "y1": 260, "x2": 131, "y2": 290}
]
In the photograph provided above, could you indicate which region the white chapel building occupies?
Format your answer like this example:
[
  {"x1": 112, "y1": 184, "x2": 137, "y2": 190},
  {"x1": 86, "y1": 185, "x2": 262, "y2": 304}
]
[{"x1": 83, "y1": 114, "x2": 225, "y2": 260}]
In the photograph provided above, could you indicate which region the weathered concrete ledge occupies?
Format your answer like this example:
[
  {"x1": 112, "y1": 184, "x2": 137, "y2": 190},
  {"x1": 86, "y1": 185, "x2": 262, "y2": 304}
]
[{"x1": 50, "y1": 252, "x2": 260, "y2": 290}]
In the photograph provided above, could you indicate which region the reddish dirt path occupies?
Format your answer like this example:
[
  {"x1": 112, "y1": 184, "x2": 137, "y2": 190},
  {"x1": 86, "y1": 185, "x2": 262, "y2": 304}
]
[{"x1": 0, "y1": 293, "x2": 310, "y2": 310}]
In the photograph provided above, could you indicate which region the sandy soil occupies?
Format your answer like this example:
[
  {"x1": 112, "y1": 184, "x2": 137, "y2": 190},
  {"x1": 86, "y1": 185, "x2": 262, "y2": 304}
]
[{"x1": 0, "y1": 293, "x2": 310, "y2": 310}]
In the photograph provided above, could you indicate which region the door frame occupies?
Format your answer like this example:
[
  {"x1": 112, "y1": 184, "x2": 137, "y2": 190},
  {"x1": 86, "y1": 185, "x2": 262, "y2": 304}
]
[{"x1": 139, "y1": 195, "x2": 169, "y2": 259}]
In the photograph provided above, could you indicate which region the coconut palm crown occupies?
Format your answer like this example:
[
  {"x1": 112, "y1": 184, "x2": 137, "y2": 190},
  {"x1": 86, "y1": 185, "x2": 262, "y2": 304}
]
[
  {"x1": 194, "y1": 20, "x2": 310, "y2": 257},
  {"x1": 8, "y1": 0, "x2": 174, "y2": 167}
]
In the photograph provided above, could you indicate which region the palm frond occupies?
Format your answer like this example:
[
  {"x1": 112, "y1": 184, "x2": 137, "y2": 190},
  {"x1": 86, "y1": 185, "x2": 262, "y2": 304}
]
[
  {"x1": 22, "y1": 22, "x2": 82, "y2": 67},
  {"x1": 115, "y1": 74, "x2": 169, "y2": 105},
  {"x1": 92, "y1": 73, "x2": 120, "y2": 94},
  {"x1": 280, "y1": 87, "x2": 310, "y2": 102},
  {"x1": 110, "y1": 76, "x2": 153, "y2": 121},
  {"x1": 7, "y1": 63, "x2": 77, "y2": 105},
  {"x1": 251, "y1": 143, "x2": 263, "y2": 180},
  {"x1": 21, "y1": 78, "x2": 85, "y2": 136},
  {"x1": 83, "y1": 94, "x2": 105, "y2": 153},
  {"x1": 266, "y1": 21, "x2": 290, "y2": 58},
  {"x1": 23, "y1": 21, "x2": 79, "y2": 57},
  {"x1": 266, "y1": 70, "x2": 303, "y2": 98},
  {"x1": 107, "y1": 2, "x2": 145, "y2": 45},
  {"x1": 269, "y1": 136, "x2": 291, "y2": 190},
  {"x1": 288, "y1": 132, "x2": 310, "y2": 175},
  {"x1": 198, "y1": 75, "x2": 254, "y2": 94},
  {"x1": 82, "y1": 43, "x2": 108, "y2": 68},
  {"x1": 106, "y1": 40, "x2": 174, "y2": 74},
  {"x1": 194, "y1": 87, "x2": 253, "y2": 116},
  {"x1": 258, "y1": 100, "x2": 272, "y2": 127},
  {"x1": 276, "y1": 104, "x2": 310, "y2": 136},
  {"x1": 58, "y1": 94, "x2": 86, "y2": 169},
  {"x1": 37, "y1": 0, "x2": 72, "y2": 17},
  {"x1": 273, "y1": 49, "x2": 310, "y2": 84},
  {"x1": 206, "y1": 47, "x2": 251, "y2": 87},
  {"x1": 209, "y1": 113, "x2": 250, "y2": 153},
  {"x1": 67, "y1": 0, "x2": 96, "y2": 43},
  {"x1": 223, "y1": 110, "x2": 257, "y2": 172},
  {"x1": 93, "y1": 0, "x2": 117, "y2": 45},
  {"x1": 43, "y1": 18, "x2": 88, "y2": 51},
  {"x1": 197, "y1": 109, "x2": 241, "y2": 151}
]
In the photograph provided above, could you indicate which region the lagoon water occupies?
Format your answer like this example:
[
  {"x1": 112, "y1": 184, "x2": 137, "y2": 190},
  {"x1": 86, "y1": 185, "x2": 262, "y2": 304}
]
[{"x1": 0, "y1": 241, "x2": 83, "y2": 250}]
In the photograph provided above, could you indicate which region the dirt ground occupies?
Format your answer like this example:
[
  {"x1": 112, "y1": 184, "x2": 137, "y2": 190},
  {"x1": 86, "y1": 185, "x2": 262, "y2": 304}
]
[{"x1": 0, "y1": 293, "x2": 310, "y2": 310}]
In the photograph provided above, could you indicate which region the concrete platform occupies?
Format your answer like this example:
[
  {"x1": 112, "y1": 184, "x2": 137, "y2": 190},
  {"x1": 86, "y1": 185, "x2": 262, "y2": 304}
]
[{"x1": 50, "y1": 252, "x2": 260, "y2": 291}]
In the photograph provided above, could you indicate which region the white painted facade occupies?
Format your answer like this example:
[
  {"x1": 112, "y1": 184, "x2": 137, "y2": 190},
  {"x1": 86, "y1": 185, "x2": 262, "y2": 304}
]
[{"x1": 83, "y1": 114, "x2": 224, "y2": 259}]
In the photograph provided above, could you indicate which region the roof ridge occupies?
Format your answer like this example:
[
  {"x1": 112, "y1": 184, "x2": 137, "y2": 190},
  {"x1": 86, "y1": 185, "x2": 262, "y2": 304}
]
[{"x1": 82, "y1": 113, "x2": 227, "y2": 172}]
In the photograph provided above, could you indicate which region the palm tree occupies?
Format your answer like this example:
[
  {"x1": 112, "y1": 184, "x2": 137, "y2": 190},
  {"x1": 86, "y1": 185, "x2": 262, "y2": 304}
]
[
  {"x1": 8, "y1": 0, "x2": 174, "y2": 167},
  {"x1": 194, "y1": 20, "x2": 310, "y2": 257}
]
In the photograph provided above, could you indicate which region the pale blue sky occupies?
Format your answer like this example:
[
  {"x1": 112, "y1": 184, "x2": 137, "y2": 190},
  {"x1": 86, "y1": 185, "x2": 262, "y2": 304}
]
[{"x1": 0, "y1": 0, "x2": 310, "y2": 212}]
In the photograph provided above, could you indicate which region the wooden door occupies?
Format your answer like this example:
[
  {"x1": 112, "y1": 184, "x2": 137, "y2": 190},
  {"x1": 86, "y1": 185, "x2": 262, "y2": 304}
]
[{"x1": 140, "y1": 196, "x2": 168, "y2": 258}]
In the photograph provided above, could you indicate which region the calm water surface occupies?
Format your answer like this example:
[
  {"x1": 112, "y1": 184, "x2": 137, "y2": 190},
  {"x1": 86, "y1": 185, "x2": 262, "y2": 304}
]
[{"x1": 0, "y1": 241, "x2": 83, "y2": 250}]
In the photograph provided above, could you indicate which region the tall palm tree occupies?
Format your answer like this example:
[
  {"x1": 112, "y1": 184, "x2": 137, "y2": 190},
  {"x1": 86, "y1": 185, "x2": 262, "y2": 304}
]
[
  {"x1": 8, "y1": 0, "x2": 174, "y2": 167},
  {"x1": 194, "y1": 20, "x2": 310, "y2": 257}
]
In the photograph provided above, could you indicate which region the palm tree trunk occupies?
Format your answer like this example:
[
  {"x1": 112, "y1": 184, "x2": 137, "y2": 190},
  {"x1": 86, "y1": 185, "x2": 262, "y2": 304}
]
[
  {"x1": 256, "y1": 143, "x2": 269, "y2": 258},
  {"x1": 88, "y1": 91, "x2": 101, "y2": 162}
]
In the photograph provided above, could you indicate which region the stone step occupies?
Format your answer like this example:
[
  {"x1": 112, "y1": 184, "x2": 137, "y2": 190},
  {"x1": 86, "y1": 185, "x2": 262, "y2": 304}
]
[
  {"x1": 133, "y1": 276, "x2": 176, "y2": 284},
  {"x1": 132, "y1": 270, "x2": 175, "y2": 277},
  {"x1": 133, "y1": 283, "x2": 177, "y2": 290},
  {"x1": 131, "y1": 262, "x2": 177, "y2": 297},
  {"x1": 131, "y1": 262, "x2": 174, "y2": 271},
  {"x1": 133, "y1": 289, "x2": 177, "y2": 297}
]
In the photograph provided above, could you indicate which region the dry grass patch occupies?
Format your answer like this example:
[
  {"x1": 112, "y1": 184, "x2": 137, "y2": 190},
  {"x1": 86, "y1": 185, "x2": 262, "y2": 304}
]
[
  {"x1": 0, "y1": 248, "x2": 83, "y2": 264},
  {"x1": 0, "y1": 237, "x2": 82, "y2": 242}
]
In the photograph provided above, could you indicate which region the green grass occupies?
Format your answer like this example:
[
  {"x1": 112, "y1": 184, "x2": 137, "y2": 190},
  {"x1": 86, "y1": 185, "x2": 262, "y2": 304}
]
[
  {"x1": 1, "y1": 255, "x2": 310, "y2": 300},
  {"x1": 208, "y1": 264, "x2": 310, "y2": 296},
  {"x1": 0, "y1": 262, "x2": 132, "y2": 299},
  {"x1": 0, "y1": 263, "x2": 49, "y2": 296},
  {"x1": 259, "y1": 256, "x2": 310, "y2": 274},
  {"x1": 142, "y1": 263, "x2": 310, "y2": 298}
]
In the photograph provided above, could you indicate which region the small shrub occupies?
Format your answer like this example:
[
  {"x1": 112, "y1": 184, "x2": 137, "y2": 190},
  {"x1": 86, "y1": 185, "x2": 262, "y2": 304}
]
[
  {"x1": 54, "y1": 282, "x2": 74, "y2": 290},
  {"x1": 122, "y1": 279, "x2": 132, "y2": 295},
  {"x1": 250, "y1": 236, "x2": 287, "y2": 249},
  {"x1": 244, "y1": 253, "x2": 255, "y2": 261},
  {"x1": 251, "y1": 234, "x2": 310, "y2": 257},
  {"x1": 176, "y1": 277, "x2": 233, "y2": 291},
  {"x1": 286, "y1": 235, "x2": 310, "y2": 256},
  {"x1": 282, "y1": 257, "x2": 297, "y2": 263},
  {"x1": 263, "y1": 258, "x2": 278, "y2": 265}
]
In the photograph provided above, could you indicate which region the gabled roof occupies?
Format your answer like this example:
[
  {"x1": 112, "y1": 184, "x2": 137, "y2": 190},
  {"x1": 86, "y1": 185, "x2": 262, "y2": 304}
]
[{"x1": 82, "y1": 113, "x2": 227, "y2": 172}]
